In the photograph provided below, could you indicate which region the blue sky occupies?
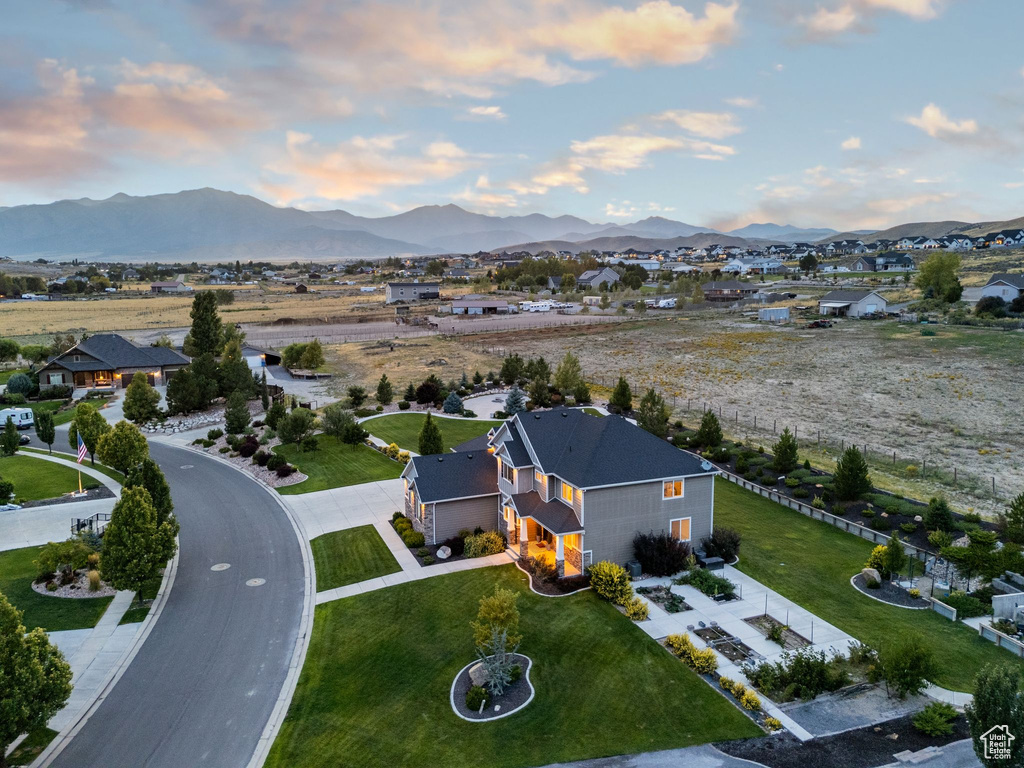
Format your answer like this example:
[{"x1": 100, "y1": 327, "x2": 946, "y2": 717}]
[{"x1": 3, "y1": 0, "x2": 1023, "y2": 230}]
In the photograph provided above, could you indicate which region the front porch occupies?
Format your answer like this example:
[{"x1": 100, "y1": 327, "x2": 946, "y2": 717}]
[{"x1": 516, "y1": 516, "x2": 582, "y2": 577}]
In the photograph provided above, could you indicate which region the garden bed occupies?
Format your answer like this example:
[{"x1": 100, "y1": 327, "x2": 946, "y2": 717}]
[
  {"x1": 450, "y1": 654, "x2": 534, "y2": 721},
  {"x1": 851, "y1": 574, "x2": 931, "y2": 609},
  {"x1": 693, "y1": 625, "x2": 757, "y2": 664},
  {"x1": 31, "y1": 569, "x2": 116, "y2": 599},
  {"x1": 717, "y1": 711, "x2": 970, "y2": 768},
  {"x1": 516, "y1": 558, "x2": 590, "y2": 595},
  {"x1": 636, "y1": 585, "x2": 692, "y2": 613},
  {"x1": 20, "y1": 485, "x2": 114, "y2": 507},
  {"x1": 743, "y1": 614, "x2": 811, "y2": 649}
]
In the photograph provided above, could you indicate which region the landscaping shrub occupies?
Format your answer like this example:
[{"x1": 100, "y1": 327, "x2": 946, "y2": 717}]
[
  {"x1": 253, "y1": 450, "x2": 270, "y2": 466},
  {"x1": 700, "y1": 527, "x2": 741, "y2": 563},
  {"x1": 901, "y1": 522, "x2": 917, "y2": 533},
  {"x1": 874, "y1": 635, "x2": 935, "y2": 699},
  {"x1": 394, "y1": 517, "x2": 413, "y2": 533},
  {"x1": 266, "y1": 454, "x2": 286, "y2": 471},
  {"x1": 743, "y1": 647, "x2": 851, "y2": 702},
  {"x1": 465, "y1": 685, "x2": 490, "y2": 711},
  {"x1": 402, "y1": 529, "x2": 425, "y2": 549},
  {"x1": 942, "y1": 591, "x2": 989, "y2": 618},
  {"x1": 392, "y1": 511, "x2": 404, "y2": 522},
  {"x1": 300, "y1": 436, "x2": 319, "y2": 452},
  {"x1": 440, "y1": 535, "x2": 466, "y2": 557},
  {"x1": 764, "y1": 717, "x2": 783, "y2": 732},
  {"x1": 925, "y1": 496, "x2": 955, "y2": 532},
  {"x1": 275, "y1": 463, "x2": 295, "y2": 478},
  {"x1": 665, "y1": 633, "x2": 718, "y2": 675},
  {"x1": 913, "y1": 702, "x2": 958, "y2": 737},
  {"x1": 238, "y1": 438, "x2": 259, "y2": 458},
  {"x1": 676, "y1": 567, "x2": 735, "y2": 598},
  {"x1": 869, "y1": 516, "x2": 890, "y2": 531},
  {"x1": 624, "y1": 596, "x2": 649, "y2": 621},
  {"x1": 208, "y1": 428, "x2": 224, "y2": 440},
  {"x1": 811, "y1": 496, "x2": 826, "y2": 510},
  {"x1": 38, "y1": 384, "x2": 73, "y2": 400},
  {"x1": 740, "y1": 690, "x2": 761, "y2": 711},
  {"x1": 784, "y1": 477, "x2": 801, "y2": 488},
  {"x1": 735, "y1": 456, "x2": 749, "y2": 474},
  {"x1": 219, "y1": 446, "x2": 231, "y2": 454},
  {"x1": 632, "y1": 531, "x2": 691, "y2": 576},
  {"x1": 588, "y1": 561, "x2": 633, "y2": 605},
  {"x1": 422, "y1": 555, "x2": 434, "y2": 565},
  {"x1": 35, "y1": 537, "x2": 94, "y2": 580},
  {"x1": 865, "y1": 544, "x2": 888, "y2": 576},
  {"x1": 353, "y1": 408, "x2": 374, "y2": 418},
  {"x1": 793, "y1": 487, "x2": 810, "y2": 499},
  {"x1": 397, "y1": 400, "x2": 411, "y2": 410},
  {"x1": 463, "y1": 531, "x2": 504, "y2": 558},
  {"x1": 88, "y1": 570, "x2": 102, "y2": 592}
]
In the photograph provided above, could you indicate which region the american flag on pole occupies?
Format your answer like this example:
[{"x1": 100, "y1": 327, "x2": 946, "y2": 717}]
[{"x1": 77, "y1": 433, "x2": 88, "y2": 464}]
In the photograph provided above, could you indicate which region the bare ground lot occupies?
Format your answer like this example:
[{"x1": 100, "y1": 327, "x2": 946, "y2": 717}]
[{"x1": 456, "y1": 317, "x2": 1024, "y2": 514}]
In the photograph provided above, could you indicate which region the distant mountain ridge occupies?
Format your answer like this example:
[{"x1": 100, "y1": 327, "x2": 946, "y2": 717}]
[{"x1": 0, "y1": 187, "x2": 1019, "y2": 261}]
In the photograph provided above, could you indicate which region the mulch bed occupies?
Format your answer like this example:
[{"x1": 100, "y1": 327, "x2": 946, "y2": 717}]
[
  {"x1": 744, "y1": 614, "x2": 811, "y2": 649},
  {"x1": 693, "y1": 626, "x2": 757, "y2": 664},
  {"x1": 717, "y1": 712, "x2": 970, "y2": 768},
  {"x1": 515, "y1": 559, "x2": 590, "y2": 595},
  {"x1": 22, "y1": 485, "x2": 115, "y2": 508},
  {"x1": 637, "y1": 585, "x2": 692, "y2": 612},
  {"x1": 452, "y1": 654, "x2": 533, "y2": 720},
  {"x1": 852, "y1": 573, "x2": 931, "y2": 608}
]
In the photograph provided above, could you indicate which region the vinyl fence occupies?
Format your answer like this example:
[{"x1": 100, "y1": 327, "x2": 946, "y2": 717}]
[
  {"x1": 979, "y1": 624, "x2": 1024, "y2": 657},
  {"x1": 930, "y1": 598, "x2": 957, "y2": 622}
]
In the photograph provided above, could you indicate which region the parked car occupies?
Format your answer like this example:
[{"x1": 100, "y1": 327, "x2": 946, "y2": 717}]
[{"x1": 19, "y1": 434, "x2": 31, "y2": 445}]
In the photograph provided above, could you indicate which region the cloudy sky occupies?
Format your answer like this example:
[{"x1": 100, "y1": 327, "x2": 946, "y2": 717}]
[{"x1": 4, "y1": 0, "x2": 1023, "y2": 229}]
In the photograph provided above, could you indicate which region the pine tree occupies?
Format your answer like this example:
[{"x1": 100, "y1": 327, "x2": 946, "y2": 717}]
[
  {"x1": 771, "y1": 428, "x2": 799, "y2": 473},
  {"x1": 834, "y1": 446, "x2": 872, "y2": 501},
  {"x1": 34, "y1": 409, "x2": 55, "y2": 454},
  {"x1": 166, "y1": 367, "x2": 200, "y2": 415},
  {"x1": 472, "y1": 370, "x2": 484, "y2": 386},
  {"x1": 505, "y1": 385, "x2": 526, "y2": 415},
  {"x1": 123, "y1": 371, "x2": 161, "y2": 423},
  {"x1": 554, "y1": 351, "x2": 583, "y2": 394},
  {"x1": 608, "y1": 377, "x2": 632, "y2": 414},
  {"x1": 694, "y1": 410, "x2": 723, "y2": 448},
  {"x1": 183, "y1": 291, "x2": 224, "y2": 357},
  {"x1": 219, "y1": 338, "x2": 253, "y2": 397},
  {"x1": 190, "y1": 353, "x2": 221, "y2": 410},
  {"x1": 0, "y1": 417, "x2": 18, "y2": 457},
  {"x1": 1002, "y1": 492, "x2": 1024, "y2": 545},
  {"x1": 404, "y1": 382, "x2": 416, "y2": 402},
  {"x1": 376, "y1": 374, "x2": 393, "y2": 405},
  {"x1": 260, "y1": 370, "x2": 270, "y2": 411},
  {"x1": 0, "y1": 593, "x2": 73, "y2": 764},
  {"x1": 499, "y1": 354, "x2": 526, "y2": 386},
  {"x1": 96, "y1": 420, "x2": 150, "y2": 474},
  {"x1": 443, "y1": 391, "x2": 463, "y2": 414},
  {"x1": 102, "y1": 486, "x2": 177, "y2": 604},
  {"x1": 883, "y1": 532, "x2": 907, "y2": 578},
  {"x1": 225, "y1": 390, "x2": 250, "y2": 434},
  {"x1": 636, "y1": 388, "x2": 670, "y2": 437},
  {"x1": 573, "y1": 381, "x2": 592, "y2": 404},
  {"x1": 528, "y1": 377, "x2": 550, "y2": 407},
  {"x1": 418, "y1": 412, "x2": 444, "y2": 455}
]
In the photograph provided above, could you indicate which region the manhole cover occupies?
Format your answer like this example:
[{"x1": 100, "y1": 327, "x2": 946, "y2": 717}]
[
  {"x1": 180, "y1": 465, "x2": 194, "y2": 469},
  {"x1": 211, "y1": 563, "x2": 231, "y2": 571},
  {"x1": 246, "y1": 578, "x2": 266, "y2": 587}
]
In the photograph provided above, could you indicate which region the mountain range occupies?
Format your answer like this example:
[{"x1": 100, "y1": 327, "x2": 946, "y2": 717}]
[{"x1": 0, "y1": 187, "x2": 1017, "y2": 262}]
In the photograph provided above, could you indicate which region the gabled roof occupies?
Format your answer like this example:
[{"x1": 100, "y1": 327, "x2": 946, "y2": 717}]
[
  {"x1": 511, "y1": 493, "x2": 583, "y2": 534},
  {"x1": 820, "y1": 290, "x2": 886, "y2": 303},
  {"x1": 407, "y1": 451, "x2": 498, "y2": 503},
  {"x1": 986, "y1": 273, "x2": 1024, "y2": 289},
  {"x1": 704, "y1": 280, "x2": 755, "y2": 291},
  {"x1": 509, "y1": 410, "x2": 710, "y2": 489},
  {"x1": 43, "y1": 333, "x2": 189, "y2": 372}
]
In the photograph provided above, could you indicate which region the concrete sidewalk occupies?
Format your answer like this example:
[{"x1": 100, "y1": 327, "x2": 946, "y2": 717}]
[
  {"x1": 47, "y1": 591, "x2": 139, "y2": 732},
  {"x1": 0, "y1": 497, "x2": 116, "y2": 552}
]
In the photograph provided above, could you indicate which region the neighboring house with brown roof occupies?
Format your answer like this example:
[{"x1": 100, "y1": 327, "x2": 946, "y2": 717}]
[
  {"x1": 400, "y1": 410, "x2": 717, "y2": 576},
  {"x1": 37, "y1": 333, "x2": 190, "y2": 390}
]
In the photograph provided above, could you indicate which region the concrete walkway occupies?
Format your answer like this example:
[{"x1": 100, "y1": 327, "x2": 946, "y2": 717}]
[
  {"x1": 543, "y1": 743, "x2": 772, "y2": 768},
  {"x1": 47, "y1": 591, "x2": 138, "y2": 732},
  {"x1": 280, "y1": 479, "x2": 406, "y2": 539},
  {"x1": 0, "y1": 497, "x2": 115, "y2": 551}
]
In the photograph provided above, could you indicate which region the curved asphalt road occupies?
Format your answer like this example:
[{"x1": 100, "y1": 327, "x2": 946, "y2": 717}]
[{"x1": 45, "y1": 437, "x2": 306, "y2": 768}]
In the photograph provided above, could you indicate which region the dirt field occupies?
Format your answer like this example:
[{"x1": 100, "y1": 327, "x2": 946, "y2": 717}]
[{"x1": 452, "y1": 317, "x2": 1024, "y2": 514}]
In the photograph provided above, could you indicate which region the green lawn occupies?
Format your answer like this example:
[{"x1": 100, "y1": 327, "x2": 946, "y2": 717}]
[
  {"x1": 0, "y1": 368, "x2": 28, "y2": 384},
  {"x1": 29, "y1": 399, "x2": 77, "y2": 426},
  {"x1": 274, "y1": 436, "x2": 403, "y2": 495},
  {"x1": 582, "y1": 407, "x2": 604, "y2": 416},
  {"x1": 0, "y1": 546, "x2": 113, "y2": 632},
  {"x1": 715, "y1": 478, "x2": 1022, "y2": 693},
  {"x1": 119, "y1": 571, "x2": 164, "y2": 624},
  {"x1": 364, "y1": 413, "x2": 501, "y2": 453},
  {"x1": 22, "y1": 447, "x2": 126, "y2": 485},
  {"x1": 266, "y1": 566, "x2": 759, "y2": 768},
  {"x1": 7, "y1": 727, "x2": 58, "y2": 766},
  {"x1": 0, "y1": 454, "x2": 92, "y2": 501},
  {"x1": 311, "y1": 525, "x2": 401, "y2": 592}
]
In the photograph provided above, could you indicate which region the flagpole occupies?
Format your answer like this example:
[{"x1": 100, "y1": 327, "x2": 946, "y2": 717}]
[{"x1": 78, "y1": 469, "x2": 82, "y2": 494}]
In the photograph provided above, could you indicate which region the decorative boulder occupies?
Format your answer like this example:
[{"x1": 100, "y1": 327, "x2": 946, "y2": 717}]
[
  {"x1": 436, "y1": 545, "x2": 452, "y2": 560},
  {"x1": 914, "y1": 515, "x2": 923, "y2": 523},
  {"x1": 469, "y1": 663, "x2": 489, "y2": 687},
  {"x1": 862, "y1": 567, "x2": 881, "y2": 584}
]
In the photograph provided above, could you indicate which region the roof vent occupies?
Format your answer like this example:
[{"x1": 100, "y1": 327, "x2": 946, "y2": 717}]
[
  {"x1": 534, "y1": 414, "x2": 541, "y2": 419},
  {"x1": 437, "y1": 457, "x2": 444, "y2": 462},
  {"x1": 467, "y1": 453, "x2": 473, "y2": 459},
  {"x1": 561, "y1": 412, "x2": 568, "y2": 417}
]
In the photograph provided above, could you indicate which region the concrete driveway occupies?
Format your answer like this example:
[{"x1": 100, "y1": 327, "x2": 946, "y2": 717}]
[{"x1": 281, "y1": 479, "x2": 405, "y2": 539}]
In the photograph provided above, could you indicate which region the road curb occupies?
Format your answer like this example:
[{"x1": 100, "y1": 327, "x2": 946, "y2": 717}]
[
  {"x1": 34, "y1": 537, "x2": 181, "y2": 768},
  {"x1": 178, "y1": 444, "x2": 316, "y2": 768}
]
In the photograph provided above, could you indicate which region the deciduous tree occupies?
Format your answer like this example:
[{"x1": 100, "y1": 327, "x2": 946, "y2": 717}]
[
  {"x1": 553, "y1": 351, "x2": 583, "y2": 395},
  {"x1": 0, "y1": 418, "x2": 18, "y2": 457},
  {"x1": 68, "y1": 404, "x2": 112, "y2": 466},
  {"x1": 102, "y1": 487, "x2": 177, "y2": 604},
  {"x1": 916, "y1": 252, "x2": 963, "y2": 303},
  {"x1": 126, "y1": 458, "x2": 175, "y2": 528},
  {"x1": 300, "y1": 338, "x2": 325, "y2": 370},
  {"x1": 34, "y1": 409, "x2": 55, "y2": 454},
  {"x1": 96, "y1": 420, "x2": 149, "y2": 474},
  {"x1": 965, "y1": 664, "x2": 1024, "y2": 768}
]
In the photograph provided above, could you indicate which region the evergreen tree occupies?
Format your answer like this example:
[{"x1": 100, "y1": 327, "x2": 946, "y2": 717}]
[
  {"x1": 300, "y1": 338, "x2": 325, "y2": 369},
  {"x1": 883, "y1": 532, "x2": 907, "y2": 578},
  {"x1": 473, "y1": 370, "x2": 484, "y2": 386},
  {"x1": 265, "y1": 400, "x2": 286, "y2": 430},
  {"x1": 1002, "y1": 492, "x2": 1024, "y2": 545},
  {"x1": 505, "y1": 385, "x2": 526, "y2": 415},
  {"x1": 636, "y1": 388, "x2": 670, "y2": 438},
  {"x1": 219, "y1": 338, "x2": 253, "y2": 397},
  {"x1": 443, "y1": 391, "x2": 463, "y2": 414},
  {"x1": 528, "y1": 377, "x2": 550, "y2": 407},
  {"x1": 692, "y1": 283, "x2": 705, "y2": 302},
  {"x1": 126, "y1": 458, "x2": 175, "y2": 528},
  {"x1": 925, "y1": 496, "x2": 956, "y2": 532},
  {"x1": 573, "y1": 381, "x2": 592, "y2": 404},
  {"x1": 96, "y1": 420, "x2": 150, "y2": 474},
  {"x1": 0, "y1": 417, "x2": 18, "y2": 457},
  {"x1": 68, "y1": 403, "x2": 112, "y2": 466},
  {"x1": 190, "y1": 353, "x2": 221, "y2": 410},
  {"x1": 123, "y1": 371, "x2": 161, "y2": 423},
  {"x1": 460, "y1": 371, "x2": 469, "y2": 389},
  {"x1": 403, "y1": 382, "x2": 416, "y2": 402},
  {"x1": 499, "y1": 354, "x2": 526, "y2": 385},
  {"x1": 966, "y1": 664, "x2": 1024, "y2": 768},
  {"x1": 0, "y1": 593, "x2": 73, "y2": 765},
  {"x1": 102, "y1": 487, "x2": 178, "y2": 604},
  {"x1": 694, "y1": 410, "x2": 723, "y2": 448},
  {"x1": 376, "y1": 374, "x2": 393, "y2": 405},
  {"x1": 525, "y1": 356, "x2": 551, "y2": 384},
  {"x1": 260, "y1": 370, "x2": 270, "y2": 411},
  {"x1": 608, "y1": 376, "x2": 632, "y2": 414},
  {"x1": 347, "y1": 386, "x2": 367, "y2": 407},
  {"x1": 166, "y1": 367, "x2": 200, "y2": 415},
  {"x1": 183, "y1": 291, "x2": 224, "y2": 357},
  {"x1": 771, "y1": 428, "x2": 799, "y2": 473},
  {"x1": 599, "y1": 293, "x2": 611, "y2": 310},
  {"x1": 553, "y1": 351, "x2": 583, "y2": 394},
  {"x1": 34, "y1": 409, "x2": 55, "y2": 454},
  {"x1": 225, "y1": 390, "x2": 250, "y2": 434},
  {"x1": 834, "y1": 446, "x2": 871, "y2": 501},
  {"x1": 418, "y1": 412, "x2": 444, "y2": 455}
]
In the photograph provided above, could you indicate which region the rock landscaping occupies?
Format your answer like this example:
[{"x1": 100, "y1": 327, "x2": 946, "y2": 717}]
[
  {"x1": 189, "y1": 422, "x2": 308, "y2": 489},
  {"x1": 636, "y1": 585, "x2": 692, "y2": 613},
  {"x1": 851, "y1": 573, "x2": 931, "y2": 608},
  {"x1": 33, "y1": 568, "x2": 116, "y2": 599},
  {"x1": 451, "y1": 654, "x2": 533, "y2": 721},
  {"x1": 21, "y1": 485, "x2": 114, "y2": 508}
]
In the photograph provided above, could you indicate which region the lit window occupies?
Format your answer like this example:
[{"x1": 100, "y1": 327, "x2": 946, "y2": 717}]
[
  {"x1": 561, "y1": 482, "x2": 573, "y2": 503},
  {"x1": 671, "y1": 518, "x2": 691, "y2": 542},
  {"x1": 502, "y1": 463, "x2": 515, "y2": 483},
  {"x1": 663, "y1": 480, "x2": 684, "y2": 499},
  {"x1": 535, "y1": 470, "x2": 544, "y2": 485}
]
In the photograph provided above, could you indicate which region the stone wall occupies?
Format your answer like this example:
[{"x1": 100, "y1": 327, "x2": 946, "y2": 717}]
[{"x1": 565, "y1": 546, "x2": 582, "y2": 574}]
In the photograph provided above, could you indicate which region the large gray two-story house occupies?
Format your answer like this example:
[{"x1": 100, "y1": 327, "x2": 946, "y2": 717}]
[{"x1": 400, "y1": 410, "x2": 717, "y2": 577}]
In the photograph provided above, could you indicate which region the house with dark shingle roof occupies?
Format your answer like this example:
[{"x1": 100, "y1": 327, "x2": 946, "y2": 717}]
[
  {"x1": 401, "y1": 410, "x2": 717, "y2": 576},
  {"x1": 37, "y1": 333, "x2": 190, "y2": 390},
  {"x1": 982, "y1": 274, "x2": 1024, "y2": 302}
]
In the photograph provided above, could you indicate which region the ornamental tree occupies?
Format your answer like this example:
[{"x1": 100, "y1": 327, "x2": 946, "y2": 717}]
[
  {"x1": 101, "y1": 487, "x2": 178, "y2": 605},
  {"x1": 126, "y1": 458, "x2": 175, "y2": 528},
  {"x1": 123, "y1": 372, "x2": 161, "y2": 424},
  {"x1": 96, "y1": 420, "x2": 150, "y2": 474},
  {"x1": 833, "y1": 446, "x2": 871, "y2": 501},
  {"x1": 0, "y1": 418, "x2": 18, "y2": 457},
  {"x1": 68, "y1": 403, "x2": 112, "y2": 466},
  {"x1": 771, "y1": 428, "x2": 799, "y2": 473},
  {"x1": 418, "y1": 412, "x2": 444, "y2": 456},
  {"x1": 504, "y1": 385, "x2": 526, "y2": 416},
  {"x1": 376, "y1": 374, "x2": 393, "y2": 405},
  {"x1": 636, "y1": 388, "x2": 670, "y2": 438},
  {"x1": 694, "y1": 410, "x2": 723, "y2": 449},
  {"x1": 443, "y1": 391, "x2": 463, "y2": 414}
]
